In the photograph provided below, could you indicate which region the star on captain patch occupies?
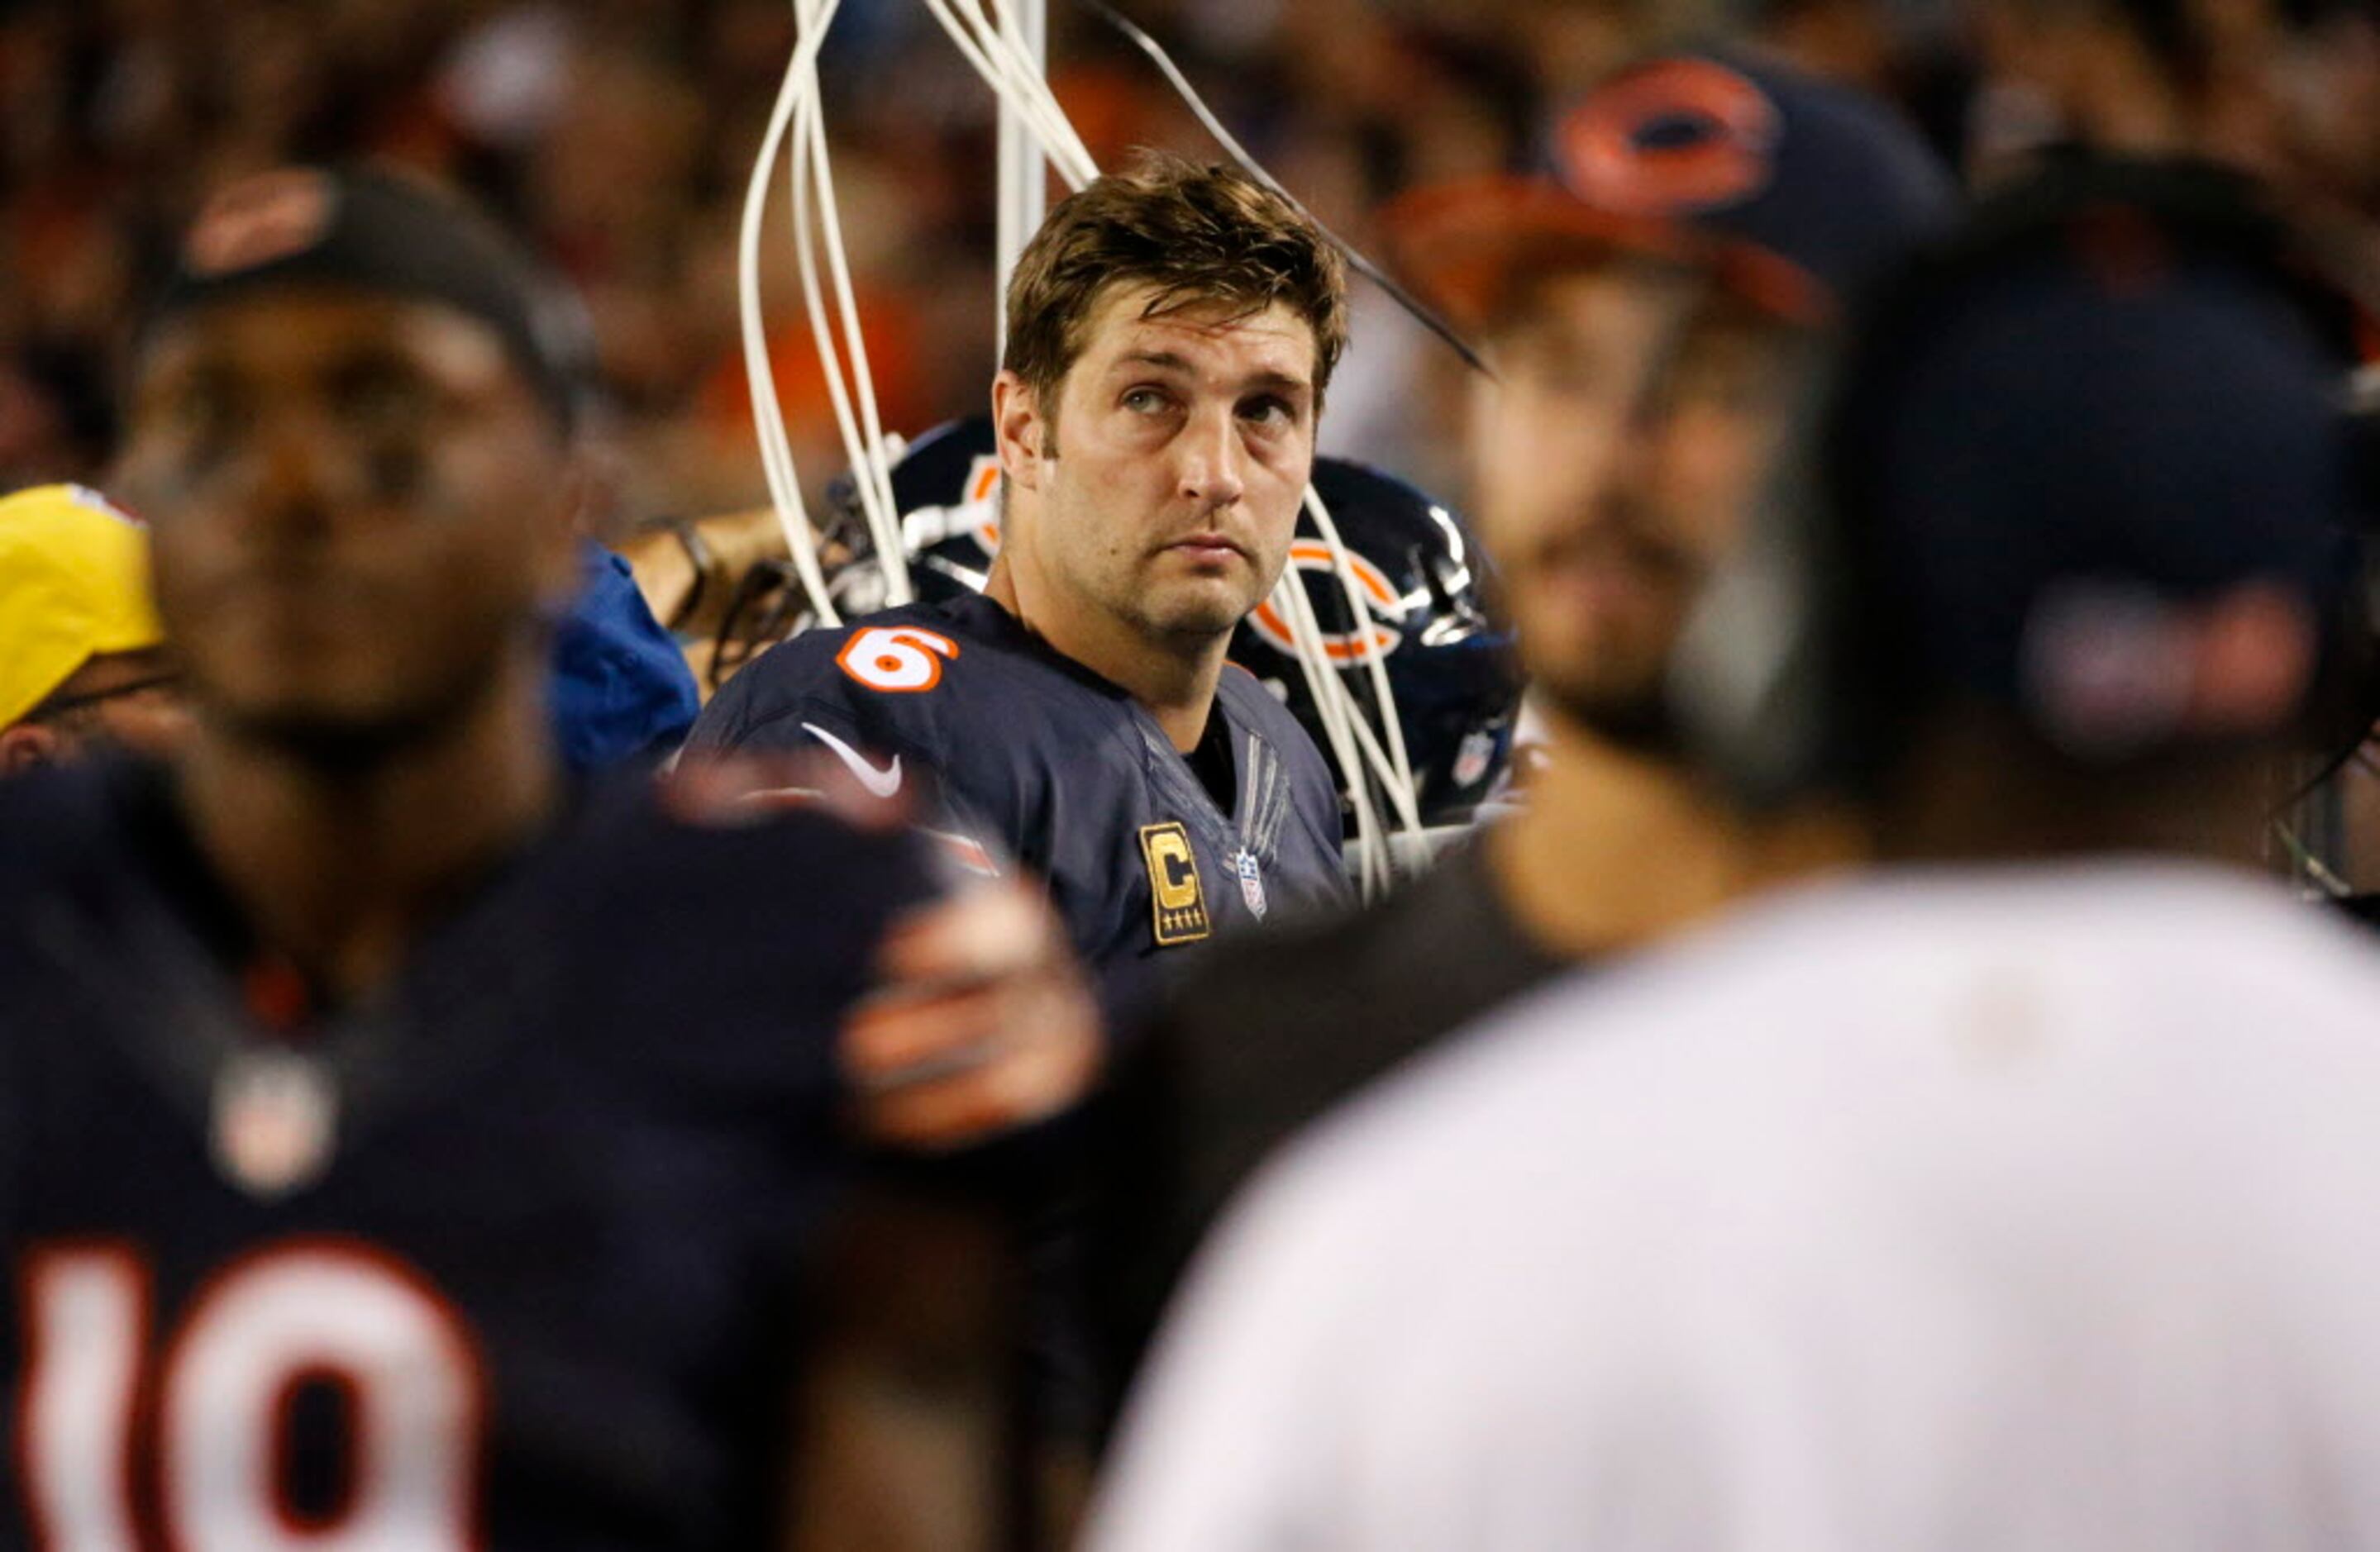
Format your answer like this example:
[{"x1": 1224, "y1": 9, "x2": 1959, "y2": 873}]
[{"x1": 1139, "y1": 821, "x2": 1212, "y2": 945}]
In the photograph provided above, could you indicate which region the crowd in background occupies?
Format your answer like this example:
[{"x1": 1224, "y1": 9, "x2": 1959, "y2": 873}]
[
  {"x1": 11, "y1": 0, "x2": 2380, "y2": 1545},
  {"x1": 0, "y1": 0, "x2": 1995, "y2": 531}
]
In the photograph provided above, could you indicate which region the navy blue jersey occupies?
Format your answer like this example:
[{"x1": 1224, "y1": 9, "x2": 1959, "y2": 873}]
[
  {"x1": 0, "y1": 760, "x2": 943, "y2": 1551},
  {"x1": 684, "y1": 594, "x2": 1351, "y2": 979}
]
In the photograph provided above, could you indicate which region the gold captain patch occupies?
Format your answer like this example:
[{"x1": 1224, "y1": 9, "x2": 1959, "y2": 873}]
[{"x1": 1139, "y1": 821, "x2": 1212, "y2": 946}]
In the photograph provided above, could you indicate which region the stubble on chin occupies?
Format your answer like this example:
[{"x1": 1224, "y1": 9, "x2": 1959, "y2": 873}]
[{"x1": 1534, "y1": 663, "x2": 1686, "y2": 758}]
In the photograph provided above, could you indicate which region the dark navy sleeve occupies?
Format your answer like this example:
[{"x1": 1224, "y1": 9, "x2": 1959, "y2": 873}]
[
  {"x1": 552, "y1": 777, "x2": 957, "y2": 1106},
  {"x1": 681, "y1": 626, "x2": 1011, "y2": 881},
  {"x1": 686, "y1": 627, "x2": 954, "y2": 773}
]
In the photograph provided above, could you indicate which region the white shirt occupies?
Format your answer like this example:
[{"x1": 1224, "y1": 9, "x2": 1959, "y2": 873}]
[{"x1": 1091, "y1": 864, "x2": 2380, "y2": 1552}]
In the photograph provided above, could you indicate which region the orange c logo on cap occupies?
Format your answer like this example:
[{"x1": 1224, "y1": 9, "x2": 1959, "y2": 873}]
[
  {"x1": 1558, "y1": 59, "x2": 1780, "y2": 218},
  {"x1": 184, "y1": 169, "x2": 336, "y2": 278}
]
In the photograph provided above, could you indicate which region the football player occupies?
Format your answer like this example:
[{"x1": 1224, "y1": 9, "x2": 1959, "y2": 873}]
[
  {"x1": 783, "y1": 417, "x2": 1521, "y2": 832},
  {"x1": 1083, "y1": 48, "x2": 1959, "y2": 1407},
  {"x1": 1094, "y1": 164, "x2": 2380, "y2": 1552},
  {"x1": 0, "y1": 164, "x2": 1095, "y2": 1550},
  {"x1": 683, "y1": 151, "x2": 1352, "y2": 983}
]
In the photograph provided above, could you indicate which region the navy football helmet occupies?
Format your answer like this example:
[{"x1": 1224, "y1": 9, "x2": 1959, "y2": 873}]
[{"x1": 816, "y1": 417, "x2": 1520, "y2": 829}]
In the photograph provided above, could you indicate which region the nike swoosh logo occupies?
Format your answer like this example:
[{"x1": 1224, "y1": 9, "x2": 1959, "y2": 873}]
[{"x1": 801, "y1": 722, "x2": 903, "y2": 798}]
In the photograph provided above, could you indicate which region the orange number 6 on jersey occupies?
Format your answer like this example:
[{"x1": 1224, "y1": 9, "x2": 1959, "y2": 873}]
[{"x1": 836, "y1": 626, "x2": 961, "y2": 693}]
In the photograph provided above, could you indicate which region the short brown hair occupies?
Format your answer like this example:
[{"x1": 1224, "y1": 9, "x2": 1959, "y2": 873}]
[{"x1": 1002, "y1": 151, "x2": 1349, "y2": 422}]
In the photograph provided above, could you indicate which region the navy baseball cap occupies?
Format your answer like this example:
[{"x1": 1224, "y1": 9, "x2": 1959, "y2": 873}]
[
  {"x1": 1389, "y1": 47, "x2": 1959, "y2": 326},
  {"x1": 146, "y1": 164, "x2": 589, "y2": 430},
  {"x1": 1837, "y1": 203, "x2": 2354, "y2": 759}
]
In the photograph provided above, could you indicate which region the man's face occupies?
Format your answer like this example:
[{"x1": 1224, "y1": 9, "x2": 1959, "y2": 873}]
[
  {"x1": 1470, "y1": 264, "x2": 1806, "y2": 746},
  {"x1": 117, "y1": 290, "x2": 579, "y2": 755},
  {"x1": 42, "y1": 647, "x2": 189, "y2": 756},
  {"x1": 997, "y1": 284, "x2": 1318, "y2": 648},
  {"x1": 0, "y1": 646, "x2": 190, "y2": 776}
]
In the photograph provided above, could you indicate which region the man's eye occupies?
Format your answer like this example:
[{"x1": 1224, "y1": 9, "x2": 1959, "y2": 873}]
[
  {"x1": 341, "y1": 374, "x2": 434, "y2": 433},
  {"x1": 1122, "y1": 387, "x2": 1171, "y2": 415},
  {"x1": 1511, "y1": 352, "x2": 1610, "y2": 402},
  {"x1": 1557, "y1": 363, "x2": 1617, "y2": 398},
  {"x1": 1668, "y1": 357, "x2": 1780, "y2": 417},
  {"x1": 160, "y1": 383, "x2": 240, "y2": 469},
  {"x1": 1240, "y1": 397, "x2": 1294, "y2": 429},
  {"x1": 169, "y1": 383, "x2": 231, "y2": 436}
]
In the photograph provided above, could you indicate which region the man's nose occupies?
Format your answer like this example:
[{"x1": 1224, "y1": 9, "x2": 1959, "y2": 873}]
[
  {"x1": 1176, "y1": 406, "x2": 1247, "y2": 512},
  {"x1": 1501, "y1": 393, "x2": 1642, "y2": 517},
  {"x1": 236, "y1": 406, "x2": 350, "y2": 542}
]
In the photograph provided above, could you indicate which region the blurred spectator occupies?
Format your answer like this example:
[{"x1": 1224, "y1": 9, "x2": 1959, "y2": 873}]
[
  {"x1": 1092, "y1": 160, "x2": 2380, "y2": 1552},
  {"x1": 0, "y1": 0, "x2": 1559, "y2": 530},
  {"x1": 1083, "y1": 48, "x2": 1958, "y2": 1420},
  {"x1": 1961, "y1": 0, "x2": 2380, "y2": 209},
  {"x1": 0, "y1": 161, "x2": 1099, "y2": 1552},
  {"x1": 0, "y1": 481, "x2": 184, "y2": 773}
]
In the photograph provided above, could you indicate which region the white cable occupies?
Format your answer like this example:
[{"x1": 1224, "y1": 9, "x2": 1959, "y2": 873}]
[
  {"x1": 927, "y1": 2, "x2": 1394, "y2": 900},
  {"x1": 1267, "y1": 569, "x2": 1367, "y2": 859},
  {"x1": 915, "y1": 0, "x2": 1097, "y2": 188},
  {"x1": 795, "y1": 12, "x2": 902, "y2": 554},
  {"x1": 737, "y1": 0, "x2": 843, "y2": 627},
  {"x1": 986, "y1": 0, "x2": 1066, "y2": 160},
  {"x1": 1339, "y1": 680, "x2": 1418, "y2": 830},
  {"x1": 746, "y1": 0, "x2": 1093, "y2": 631},
  {"x1": 1282, "y1": 581, "x2": 1383, "y2": 894},
  {"x1": 958, "y1": 0, "x2": 1098, "y2": 183},
  {"x1": 751, "y1": 0, "x2": 1407, "y2": 897},
  {"x1": 742, "y1": 47, "x2": 819, "y2": 603},
  {"x1": 796, "y1": 0, "x2": 907, "y2": 579},
  {"x1": 1301, "y1": 484, "x2": 1423, "y2": 832},
  {"x1": 1271, "y1": 562, "x2": 1390, "y2": 895},
  {"x1": 787, "y1": 0, "x2": 904, "y2": 600},
  {"x1": 787, "y1": 60, "x2": 912, "y2": 602},
  {"x1": 989, "y1": 0, "x2": 1037, "y2": 64}
]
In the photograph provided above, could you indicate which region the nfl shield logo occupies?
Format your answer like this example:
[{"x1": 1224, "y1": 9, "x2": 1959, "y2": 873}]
[
  {"x1": 1452, "y1": 729, "x2": 1498, "y2": 791},
  {"x1": 1237, "y1": 849, "x2": 1268, "y2": 920},
  {"x1": 212, "y1": 1048, "x2": 337, "y2": 1200}
]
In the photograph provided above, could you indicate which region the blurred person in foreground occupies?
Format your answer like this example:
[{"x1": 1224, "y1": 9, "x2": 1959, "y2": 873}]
[
  {"x1": 1959, "y1": 0, "x2": 2380, "y2": 902},
  {"x1": 684, "y1": 151, "x2": 1351, "y2": 985},
  {"x1": 1093, "y1": 173, "x2": 2380, "y2": 1550},
  {"x1": 0, "y1": 164, "x2": 1096, "y2": 1550},
  {"x1": 1084, "y1": 48, "x2": 1957, "y2": 1406},
  {"x1": 0, "y1": 483, "x2": 188, "y2": 774}
]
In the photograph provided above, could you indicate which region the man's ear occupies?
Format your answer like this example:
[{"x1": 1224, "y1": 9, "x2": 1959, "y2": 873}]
[
  {"x1": 0, "y1": 723, "x2": 65, "y2": 778},
  {"x1": 993, "y1": 371, "x2": 1049, "y2": 494}
]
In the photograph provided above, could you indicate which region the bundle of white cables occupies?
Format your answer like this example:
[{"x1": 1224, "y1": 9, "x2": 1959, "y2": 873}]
[{"x1": 737, "y1": 0, "x2": 1428, "y2": 896}]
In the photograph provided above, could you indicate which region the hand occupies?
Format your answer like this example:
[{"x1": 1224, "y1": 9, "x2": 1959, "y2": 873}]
[
  {"x1": 619, "y1": 508, "x2": 792, "y2": 637},
  {"x1": 842, "y1": 881, "x2": 1103, "y2": 1150}
]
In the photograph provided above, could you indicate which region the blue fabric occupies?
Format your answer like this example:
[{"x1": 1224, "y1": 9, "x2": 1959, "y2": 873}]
[{"x1": 550, "y1": 540, "x2": 700, "y2": 772}]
